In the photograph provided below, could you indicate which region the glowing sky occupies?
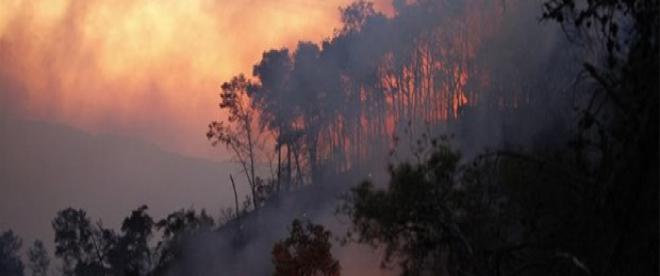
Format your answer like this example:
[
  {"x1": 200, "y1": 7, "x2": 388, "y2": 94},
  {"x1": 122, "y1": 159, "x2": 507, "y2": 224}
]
[{"x1": 0, "y1": 0, "x2": 392, "y2": 160}]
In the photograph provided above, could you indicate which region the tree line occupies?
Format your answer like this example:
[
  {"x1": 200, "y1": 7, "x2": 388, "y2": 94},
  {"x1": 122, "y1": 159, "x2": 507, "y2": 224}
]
[
  {"x1": 207, "y1": 0, "x2": 575, "y2": 204},
  {"x1": 212, "y1": 0, "x2": 658, "y2": 274},
  {"x1": 1, "y1": 0, "x2": 656, "y2": 275},
  {"x1": 0, "y1": 205, "x2": 232, "y2": 276}
]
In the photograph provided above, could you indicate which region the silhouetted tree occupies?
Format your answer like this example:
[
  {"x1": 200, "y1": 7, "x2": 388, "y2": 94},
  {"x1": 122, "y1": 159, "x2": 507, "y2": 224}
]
[
  {"x1": 0, "y1": 230, "x2": 24, "y2": 276},
  {"x1": 52, "y1": 208, "x2": 116, "y2": 275},
  {"x1": 52, "y1": 208, "x2": 94, "y2": 275},
  {"x1": 542, "y1": 0, "x2": 658, "y2": 274},
  {"x1": 290, "y1": 42, "x2": 327, "y2": 184},
  {"x1": 341, "y1": 140, "x2": 606, "y2": 275},
  {"x1": 341, "y1": 142, "x2": 471, "y2": 275},
  {"x1": 27, "y1": 240, "x2": 49, "y2": 276},
  {"x1": 250, "y1": 48, "x2": 304, "y2": 190},
  {"x1": 208, "y1": 74, "x2": 264, "y2": 209},
  {"x1": 340, "y1": 0, "x2": 377, "y2": 33},
  {"x1": 153, "y1": 209, "x2": 214, "y2": 274},
  {"x1": 107, "y1": 205, "x2": 154, "y2": 276},
  {"x1": 48, "y1": 206, "x2": 219, "y2": 276},
  {"x1": 272, "y1": 219, "x2": 340, "y2": 276}
]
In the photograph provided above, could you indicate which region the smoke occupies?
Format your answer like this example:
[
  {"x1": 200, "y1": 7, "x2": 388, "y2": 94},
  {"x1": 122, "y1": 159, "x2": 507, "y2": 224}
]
[
  {"x1": 0, "y1": 0, "x2": 584, "y2": 274},
  {"x1": 0, "y1": 0, "x2": 393, "y2": 160},
  {"x1": 158, "y1": 0, "x2": 583, "y2": 275},
  {"x1": 161, "y1": 174, "x2": 396, "y2": 275},
  {"x1": 450, "y1": 0, "x2": 582, "y2": 158}
]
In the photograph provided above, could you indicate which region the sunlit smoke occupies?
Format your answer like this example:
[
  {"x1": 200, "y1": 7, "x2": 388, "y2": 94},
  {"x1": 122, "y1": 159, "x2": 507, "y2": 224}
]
[{"x1": 0, "y1": 0, "x2": 393, "y2": 159}]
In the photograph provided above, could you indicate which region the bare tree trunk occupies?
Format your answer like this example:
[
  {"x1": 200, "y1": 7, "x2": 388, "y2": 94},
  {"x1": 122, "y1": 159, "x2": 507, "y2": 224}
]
[
  {"x1": 287, "y1": 143, "x2": 292, "y2": 191},
  {"x1": 291, "y1": 143, "x2": 304, "y2": 188},
  {"x1": 277, "y1": 143, "x2": 281, "y2": 193},
  {"x1": 244, "y1": 116, "x2": 257, "y2": 209},
  {"x1": 307, "y1": 131, "x2": 319, "y2": 185},
  {"x1": 228, "y1": 142, "x2": 255, "y2": 210},
  {"x1": 230, "y1": 174, "x2": 240, "y2": 219}
]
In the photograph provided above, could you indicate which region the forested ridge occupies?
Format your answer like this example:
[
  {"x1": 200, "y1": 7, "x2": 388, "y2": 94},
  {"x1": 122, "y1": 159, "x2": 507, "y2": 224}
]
[{"x1": 1, "y1": 0, "x2": 657, "y2": 275}]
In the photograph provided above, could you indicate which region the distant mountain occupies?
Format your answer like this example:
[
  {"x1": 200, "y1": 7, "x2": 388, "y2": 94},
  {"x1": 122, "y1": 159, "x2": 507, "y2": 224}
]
[{"x1": 0, "y1": 116, "x2": 243, "y2": 248}]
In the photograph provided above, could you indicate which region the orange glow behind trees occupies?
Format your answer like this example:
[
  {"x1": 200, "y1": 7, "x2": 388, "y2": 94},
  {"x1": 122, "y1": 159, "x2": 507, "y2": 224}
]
[
  {"x1": 223, "y1": 1, "x2": 524, "y2": 185},
  {"x1": 0, "y1": 0, "x2": 393, "y2": 160}
]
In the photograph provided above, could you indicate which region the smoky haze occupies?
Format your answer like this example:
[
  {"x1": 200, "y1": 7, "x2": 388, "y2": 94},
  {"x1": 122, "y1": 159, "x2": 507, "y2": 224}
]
[
  {"x1": 0, "y1": 0, "x2": 393, "y2": 160},
  {"x1": 1, "y1": 0, "x2": 653, "y2": 273},
  {"x1": 163, "y1": 0, "x2": 583, "y2": 275},
  {"x1": 0, "y1": 114, "x2": 248, "y2": 257},
  {"x1": 0, "y1": 0, "x2": 393, "y2": 270},
  {"x1": 0, "y1": 0, "x2": 608, "y2": 274}
]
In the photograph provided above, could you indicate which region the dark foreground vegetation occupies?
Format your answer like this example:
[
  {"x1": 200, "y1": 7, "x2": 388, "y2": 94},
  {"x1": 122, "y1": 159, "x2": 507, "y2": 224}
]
[{"x1": 1, "y1": 0, "x2": 657, "y2": 275}]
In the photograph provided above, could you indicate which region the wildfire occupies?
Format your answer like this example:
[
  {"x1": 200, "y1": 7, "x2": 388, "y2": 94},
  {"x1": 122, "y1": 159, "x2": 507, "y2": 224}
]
[{"x1": 0, "y1": 0, "x2": 393, "y2": 159}]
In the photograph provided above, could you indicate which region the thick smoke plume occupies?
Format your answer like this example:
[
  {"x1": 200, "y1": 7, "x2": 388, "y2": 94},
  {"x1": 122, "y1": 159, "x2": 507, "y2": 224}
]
[{"x1": 172, "y1": 0, "x2": 584, "y2": 275}]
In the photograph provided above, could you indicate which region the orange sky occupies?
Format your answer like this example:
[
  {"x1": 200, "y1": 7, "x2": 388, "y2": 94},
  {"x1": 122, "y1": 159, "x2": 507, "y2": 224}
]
[{"x1": 0, "y1": 0, "x2": 392, "y2": 160}]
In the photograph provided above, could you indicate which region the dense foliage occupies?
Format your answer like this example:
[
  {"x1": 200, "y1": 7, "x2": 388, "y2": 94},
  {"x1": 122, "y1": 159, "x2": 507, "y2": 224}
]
[
  {"x1": 0, "y1": 230, "x2": 24, "y2": 276},
  {"x1": 272, "y1": 219, "x2": 340, "y2": 276},
  {"x1": 339, "y1": 0, "x2": 658, "y2": 275}
]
